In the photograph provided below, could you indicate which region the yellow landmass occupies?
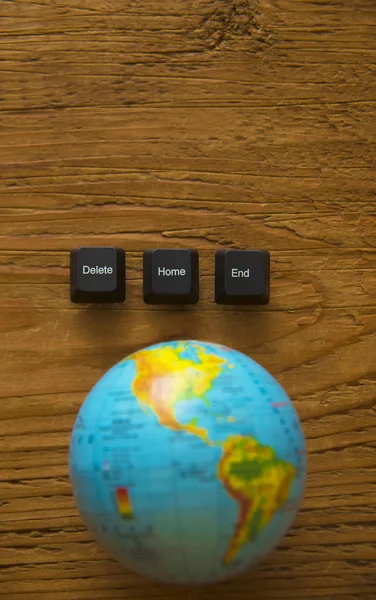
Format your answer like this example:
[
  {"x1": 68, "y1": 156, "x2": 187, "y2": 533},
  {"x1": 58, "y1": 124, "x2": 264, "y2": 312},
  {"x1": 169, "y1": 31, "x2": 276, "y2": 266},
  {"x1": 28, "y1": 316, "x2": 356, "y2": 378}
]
[
  {"x1": 131, "y1": 343, "x2": 226, "y2": 443},
  {"x1": 218, "y1": 434, "x2": 295, "y2": 564},
  {"x1": 130, "y1": 343, "x2": 296, "y2": 565}
]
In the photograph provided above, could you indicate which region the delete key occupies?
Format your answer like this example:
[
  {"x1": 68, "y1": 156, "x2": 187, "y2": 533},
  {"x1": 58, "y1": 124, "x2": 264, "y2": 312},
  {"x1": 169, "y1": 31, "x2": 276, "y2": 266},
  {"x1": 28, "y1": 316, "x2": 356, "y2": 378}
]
[{"x1": 70, "y1": 246, "x2": 126, "y2": 303}]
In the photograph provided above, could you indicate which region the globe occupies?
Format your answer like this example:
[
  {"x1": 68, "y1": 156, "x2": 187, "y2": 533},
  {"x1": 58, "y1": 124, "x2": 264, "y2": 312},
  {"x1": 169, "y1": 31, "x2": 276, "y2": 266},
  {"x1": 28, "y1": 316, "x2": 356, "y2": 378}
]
[{"x1": 69, "y1": 340, "x2": 307, "y2": 585}]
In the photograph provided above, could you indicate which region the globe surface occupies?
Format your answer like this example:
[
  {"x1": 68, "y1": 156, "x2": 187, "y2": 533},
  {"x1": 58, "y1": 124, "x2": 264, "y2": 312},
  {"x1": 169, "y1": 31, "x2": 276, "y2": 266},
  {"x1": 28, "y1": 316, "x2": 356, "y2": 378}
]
[{"x1": 69, "y1": 340, "x2": 307, "y2": 585}]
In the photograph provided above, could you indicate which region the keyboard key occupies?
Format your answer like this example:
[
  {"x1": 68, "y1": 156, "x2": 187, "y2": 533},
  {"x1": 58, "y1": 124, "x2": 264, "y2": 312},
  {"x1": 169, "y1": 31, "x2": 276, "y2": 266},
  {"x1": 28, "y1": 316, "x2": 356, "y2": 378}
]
[
  {"x1": 143, "y1": 249, "x2": 199, "y2": 304},
  {"x1": 215, "y1": 250, "x2": 270, "y2": 305},
  {"x1": 70, "y1": 246, "x2": 125, "y2": 303}
]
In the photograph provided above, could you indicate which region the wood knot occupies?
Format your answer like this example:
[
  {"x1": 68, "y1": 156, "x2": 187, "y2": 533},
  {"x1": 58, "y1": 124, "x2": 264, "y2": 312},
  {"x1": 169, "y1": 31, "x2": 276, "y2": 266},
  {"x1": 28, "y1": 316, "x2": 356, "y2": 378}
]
[
  {"x1": 196, "y1": 0, "x2": 271, "y2": 52},
  {"x1": 228, "y1": 0, "x2": 260, "y2": 36}
]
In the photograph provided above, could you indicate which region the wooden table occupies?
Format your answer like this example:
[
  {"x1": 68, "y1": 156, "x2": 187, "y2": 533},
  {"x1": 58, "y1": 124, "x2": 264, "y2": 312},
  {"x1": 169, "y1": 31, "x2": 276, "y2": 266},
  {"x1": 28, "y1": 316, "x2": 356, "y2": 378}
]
[{"x1": 1, "y1": 1, "x2": 375, "y2": 599}]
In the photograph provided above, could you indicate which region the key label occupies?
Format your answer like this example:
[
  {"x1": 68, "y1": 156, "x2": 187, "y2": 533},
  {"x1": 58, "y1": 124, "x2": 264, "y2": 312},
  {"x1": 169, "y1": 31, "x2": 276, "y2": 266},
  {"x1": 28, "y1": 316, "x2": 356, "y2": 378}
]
[
  {"x1": 158, "y1": 267, "x2": 186, "y2": 277},
  {"x1": 231, "y1": 268, "x2": 250, "y2": 278},
  {"x1": 83, "y1": 265, "x2": 114, "y2": 275}
]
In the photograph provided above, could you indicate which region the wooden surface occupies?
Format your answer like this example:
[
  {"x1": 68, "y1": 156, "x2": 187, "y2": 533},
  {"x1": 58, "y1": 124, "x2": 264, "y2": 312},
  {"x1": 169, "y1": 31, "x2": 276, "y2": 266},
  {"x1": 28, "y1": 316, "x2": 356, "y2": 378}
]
[{"x1": 0, "y1": 0, "x2": 375, "y2": 599}]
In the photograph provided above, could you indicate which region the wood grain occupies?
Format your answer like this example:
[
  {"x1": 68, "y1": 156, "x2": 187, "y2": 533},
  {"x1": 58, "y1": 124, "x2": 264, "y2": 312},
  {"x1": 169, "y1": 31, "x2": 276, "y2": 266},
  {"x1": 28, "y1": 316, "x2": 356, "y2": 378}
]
[{"x1": 0, "y1": 0, "x2": 375, "y2": 598}]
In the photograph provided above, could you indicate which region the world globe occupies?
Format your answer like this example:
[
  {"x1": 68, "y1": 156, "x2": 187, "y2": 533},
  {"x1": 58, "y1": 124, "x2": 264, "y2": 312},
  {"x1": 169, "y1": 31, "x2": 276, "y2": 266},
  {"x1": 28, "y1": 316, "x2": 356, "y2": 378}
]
[{"x1": 69, "y1": 340, "x2": 307, "y2": 585}]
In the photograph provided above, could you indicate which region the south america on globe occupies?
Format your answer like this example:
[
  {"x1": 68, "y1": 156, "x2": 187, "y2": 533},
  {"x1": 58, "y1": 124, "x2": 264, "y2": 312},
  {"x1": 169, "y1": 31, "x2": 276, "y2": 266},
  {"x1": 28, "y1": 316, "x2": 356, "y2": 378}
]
[{"x1": 69, "y1": 340, "x2": 307, "y2": 585}]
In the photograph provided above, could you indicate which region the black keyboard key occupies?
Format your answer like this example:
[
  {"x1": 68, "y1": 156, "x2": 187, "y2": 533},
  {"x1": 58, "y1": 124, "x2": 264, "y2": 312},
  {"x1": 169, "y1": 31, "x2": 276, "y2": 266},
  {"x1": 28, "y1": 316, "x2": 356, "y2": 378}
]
[
  {"x1": 70, "y1": 246, "x2": 125, "y2": 303},
  {"x1": 215, "y1": 250, "x2": 270, "y2": 305},
  {"x1": 143, "y1": 249, "x2": 199, "y2": 304}
]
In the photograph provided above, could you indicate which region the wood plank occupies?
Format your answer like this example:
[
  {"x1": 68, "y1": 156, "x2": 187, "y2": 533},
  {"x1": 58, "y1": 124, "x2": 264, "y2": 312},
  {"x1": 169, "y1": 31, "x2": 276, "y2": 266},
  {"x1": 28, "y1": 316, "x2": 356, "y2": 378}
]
[
  {"x1": 0, "y1": 305, "x2": 374, "y2": 398},
  {"x1": 0, "y1": 209, "x2": 375, "y2": 251}
]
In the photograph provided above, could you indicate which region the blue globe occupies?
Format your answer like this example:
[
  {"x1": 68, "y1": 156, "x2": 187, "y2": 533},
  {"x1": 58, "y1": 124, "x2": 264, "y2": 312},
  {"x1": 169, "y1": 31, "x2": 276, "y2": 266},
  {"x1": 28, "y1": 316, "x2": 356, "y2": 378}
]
[{"x1": 69, "y1": 340, "x2": 306, "y2": 585}]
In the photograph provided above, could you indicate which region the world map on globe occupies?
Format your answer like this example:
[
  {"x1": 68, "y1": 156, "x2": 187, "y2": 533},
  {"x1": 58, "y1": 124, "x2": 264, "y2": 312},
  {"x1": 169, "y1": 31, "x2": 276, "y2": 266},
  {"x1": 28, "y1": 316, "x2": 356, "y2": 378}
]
[{"x1": 69, "y1": 340, "x2": 306, "y2": 585}]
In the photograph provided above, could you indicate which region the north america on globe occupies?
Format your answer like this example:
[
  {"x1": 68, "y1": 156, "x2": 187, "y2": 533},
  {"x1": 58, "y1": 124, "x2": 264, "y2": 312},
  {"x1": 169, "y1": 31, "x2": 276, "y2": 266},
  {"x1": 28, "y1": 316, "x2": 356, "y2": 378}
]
[{"x1": 130, "y1": 342, "x2": 296, "y2": 564}]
